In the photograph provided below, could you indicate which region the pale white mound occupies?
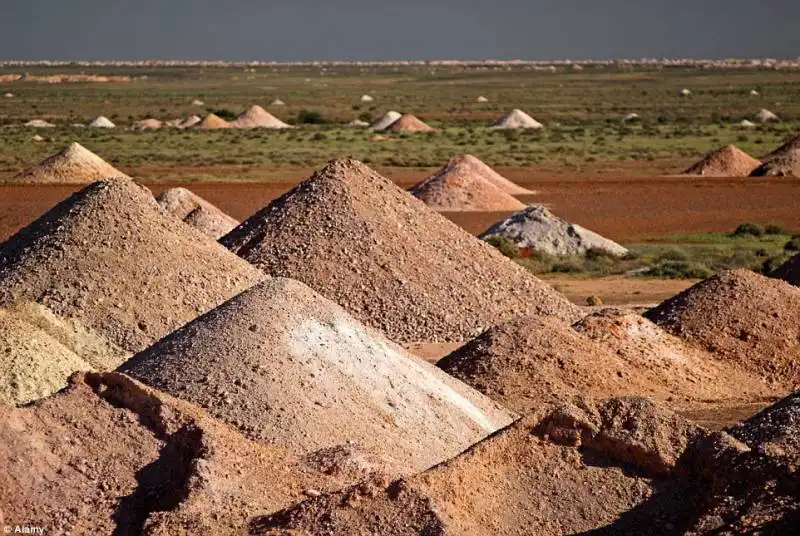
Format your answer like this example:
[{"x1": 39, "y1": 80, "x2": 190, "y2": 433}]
[
  {"x1": 360, "y1": 94, "x2": 374, "y2": 102},
  {"x1": 14, "y1": 142, "x2": 128, "y2": 184},
  {"x1": 480, "y1": 205, "x2": 629, "y2": 258},
  {"x1": 270, "y1": 98, "x2": 286, "y2": 106},
  {"x1": 679, "y1": 88, "x2": 692, "y2": 96},
  {"x1": 369, "y1": 110, "x2": 402, "y2": 131},
  {"x1": 623, "y1": 113, "x2": 641, "y2": 122},
  {"x1": 120, "y1": 278, "x2": 515, "y2": 474},
  {"x1": 25, "y1": 119, "x2": 55, "y2": 128},
  {"x1": 755, "y1": 109, "x2": 779, "y2": 123},
  {"x1": 476, "y1": 96, "x2": 489, "y2": 103},
  {"x1": 230, "y1": 105, "x2": 291, "y2": 129},
  {"x1": 191, "y1": 99, "x2": 205, "y2": 106},
  {"x1": 348, "y1": 119, "x2": 370, "y2": 127},
  {"x1": 30, "y1": 135, "x2": 44, "y2": 142},
  {"x1": 87, "y1": 116, "x2": 115, "y2": 128},
  {"x1": 750, "y1": 89, "x2": 759, "y2": 96},
  {"x1": 739, "y1": 119, "x2": 756, "y2": 128},
  {"x1": 490, "y1": 109, "x2": 544, "y2": 129},
  {"x1": 4, "y1": 92, "x2": 14, "y2": 98}
]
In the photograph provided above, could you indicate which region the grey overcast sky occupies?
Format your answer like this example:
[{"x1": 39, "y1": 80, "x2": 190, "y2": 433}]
[{"x1": 1, "y1": 0, "x2": 798, "y2": 61}]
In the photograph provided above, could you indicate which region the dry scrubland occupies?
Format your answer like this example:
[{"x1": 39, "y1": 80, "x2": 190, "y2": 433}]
[{"x1": 1, "y1": 64, "x2": 800, "y2": 173}]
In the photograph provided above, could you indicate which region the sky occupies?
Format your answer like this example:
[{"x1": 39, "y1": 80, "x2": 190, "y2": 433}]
[{"x1": 1, "y1": 0, "x2": 799, "y2": 61}]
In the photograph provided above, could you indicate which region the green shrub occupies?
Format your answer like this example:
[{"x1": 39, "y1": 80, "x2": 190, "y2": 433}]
[
  {"x1": 645, "y1": 261, "x2": 713, "y2": 279},
  {"x1": 484, "y1": 236, "x2": 519, "y2": 258},
  {"x1": 585, "y1": 248, "x2": 618, "y2": 261},
  {"x1": 784, "y1": 237, "x2": 800, "y2": 251},
  {"x1": 732, "y1": 223, "x2": 765, "y2": 238},
  {"x1": 765, "y1": 224, "x2": 786, "y2": 235},
  {"x1": 656, "y1": 247, "x2": 689, "y2": 262},
  {"x1": 551, "y1": 261, "x2": 584, "y2": 274},
  {"x1": 762, "y1": 254, "x2": 791, "y2": 274},
  {"x1": 296, "y1": 109, "x2": 326, "y2": 124}
]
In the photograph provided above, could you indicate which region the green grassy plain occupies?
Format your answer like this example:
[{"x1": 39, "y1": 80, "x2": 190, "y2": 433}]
[{"x1": 1, "y1": 64, "x2": 800, "y2": 173}]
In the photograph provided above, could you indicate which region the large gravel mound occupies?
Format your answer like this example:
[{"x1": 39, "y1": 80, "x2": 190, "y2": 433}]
[
  {"x1": 683, "y1": 144, "x2": 761, "y2": 177},
  {"x1": 12, "y1": 142, "x2": 128, "y2": 184},
  {"x1": 751, "y1": 134, "x2": 800, "y2": 177},
  {"x1": 229, "y1": 105, "x2": 291, "y2": 129},
  {"x1": 645, "y1": 269, "x2": 800, "y2": 387},
  {"x1": 0, "y1": 372, "x2": 379, "y2": 534},
  {"x1": 120, "y1": 277, "x2": 514, "y2": 474},
  {"x1": 221, "y1": 159, "x2": 580, "y2": 343},
  {"x1": 252, "y1": 397, "x2": 706, "y2": 535},
  {"x1": 156, "y1": 187, "x2": 239, "y2": 239},
  {"x1": 0, "y1": 177, "x2": 265, "y2": 352},
  {"x1": 480, "y1": 204, "x2": 629, "y2": 258},
  {"x1": 387, "y1": 114, "x2": 435, "y2": 132}
]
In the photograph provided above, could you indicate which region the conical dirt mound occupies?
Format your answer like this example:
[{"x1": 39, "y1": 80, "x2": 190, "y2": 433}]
[
  {"x1": 230, "y1": 105, "x2": 291, "y2": 129},
  {"x1": 490, "y1": 109, "x2": 543, "y2": 129},
  {"x1": 12, "y1": 142, "x2": 128, "y2": 185},
  {"x1": 0, "y1": 372, "x2": 380, "y2": 534},
  {"x1": 87, "y1": 116, "x2": 115, "y2": 128},
  {"x1": 156, "y1": 187, "x2": 239, "y2": 239},
  {"x1": 437, "y1": 154, "x2": 533, "y2": 194},
  {"x1": 387, "y1": 114, "x2": 435, "y2": 132},
  {"x1": 751, "y1": 134, "x2": 800, "y2": 177},
  {"x1": 132, "y1": 118, "x2": 162, "y2": 130},
  {"x1": 480, "y1": 204, "x2": 629, "y2": 257},
  {"x1": 369, "y1": 111, "x2": 402, "y2": 131},
  {"x1": 770, "y1": 252, "x2": 800, "y2": 286},
  {"x1": 221, "y1": 159, "x2": 580, "y2": 343},
  {"x1": 410, "y1": 159, "x2": 526, "y2": 211},
  {"x1": 251, "y1": 397, "x2": 707, "y2": 535},
  {"x1": 197, "y1": 113, "x2": 231, "y2": 129},
  {"x1": 120, "y1": 277, "x2": 514, "y2": 474},
  {"x1": 0, "y1": 177, "x2": 265, "y2": 352},
  {"x1": 645, "y1": 269, "x2": 800, "y2": 387},
  {"x1": 683, "y1": 144, "x2": 761, "y2": 177}
]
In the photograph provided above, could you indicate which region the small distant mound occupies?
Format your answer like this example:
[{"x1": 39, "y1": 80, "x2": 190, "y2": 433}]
[
  {"x1": 755, "y1": 108, "x2": 779, "y2": 123},
  {"x1": 348, "y1": 119, "x2": 370, "y2": 127},
  {"x1": 480, "y1": 204, "x2": 628, "y2": 258},
  {"x1": 739, "y1": 119, "x2": 756, "y2": 128},
  {"x1": 410, "y1": 155, "x2": 527, "y2": 211},
  {"x1": 24, "y1": 119, "x2": 55, "y2": 128},
  {"x1": 13, "y1": 142, "x2": 127, "y2": 184},
  {"x1": 3, "y1": 92, "x2": 13, "y2": 98},
  {"x1": 221, "y1": 159, "x2": 580, "y2": 343},
  {"x1": 770, "y1": 252, "x2": 800, "y2": 286},
  {"x1": 156, "y1": 187, "x2": 239, "y2": 239},
  {"x1": 369, "y1": 110, "x2": 402, "y2": 131},
  {"x1": 270, "y1": 98, "x2": 285, "y2": 106},
  {"x1": 120, "y1": 278, "x2": 513, "y2": 474},
  {"x1": 0, "y1": 177, "x2": 264, "y2": 352},
  {"x1": 87, "y1": 116, "x2": 115, "y2": 128},
  {"x1": 252, "y1": 398, "x2": 705, "y2": 535},
  {"x1": 490, "y1": 109, "x2": 543, "y2": 129},
  {"x1": 191, "y1": 98, "x2": 205, "y2": 106},
  {"x1": 476, "y1": 95, "x2": 489, "y2": 103},
  {"x1": 683, "y1": 144, "x2": 761, "y2": 177},
  {"x1": 360, "y1": 94, "x2": 374, "y2": 102},
  {"x1": 197, "y1": 113, "x2": 231, "y2": 129},
  {"x1": 751, "y1": 134, "x2": 800, "y2": 177},
  {"x1": 230, "y1": 105, "x2": 291, "y2": 129},
  {"x1": 386, "y1": 114, "x2": 435, "y2": 133},
  {"x1": 645, "y1": 269, "x2": 800, "y2": 386},
  {"x1": 421, "y1": 154, "x2": 534, "y2": 196},
  {"x1": 132, "y1": 118, "x2": 162, "y2": 131},
  {"x1": 29, "y1": 134, "x2": 44, "y2": 142}
]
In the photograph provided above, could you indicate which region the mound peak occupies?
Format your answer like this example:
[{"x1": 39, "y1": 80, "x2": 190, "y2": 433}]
[
  {"x1": 480, "y1": 204, "x2": 629, "y2": 258},
  {"x1": 120, "y1": 277, "x2": 513, "y2": 474},
  {"x1": 369, "y1": 110, "x2": 402, "y2": 131},
  {"x1": 410, "y1": 156, "x2": 527, "y2": 211},
  {"x1": 490, "y1": 109, "x2": 543, "y2": 129},
  {"x1": 751, "y1": 134, "x2": 800, "y2": 177},
  {"x1": 87, "y1": 116, "x2": 115, "y2": 128},
  {"x1": 197, "y1": 113, "x2": 231, "y2": 129},
  {"x1": 755, "y1": 108, "x2": 779, "y2": 123},
  {"x1": 0, "y1": 177, "x2": 264, "y2": 352},
  {"x1": 424, "y1": 154, "x2": 534, "y2": 196},
  {"x1": 13, "y1": 142, "x2": 128, "y2": 185},
  {"x1": 645, "y1": 268, "x2": 800, "y2": 386},
  {"x1": 230, "y1": 104, "x2": 291, "y2": 129},
  {"x1": 683, "y1": 144, "x2": 761, "y2": 177},
  {"x1": 221, "y1": 159, "x2": 580, "y2": 343},
  {"x1": 156, "y1": 187, "x2": 238, "y2": 239},
  {"x1": 387, "y1": 114, "x2": 435, "y2": 132}
]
